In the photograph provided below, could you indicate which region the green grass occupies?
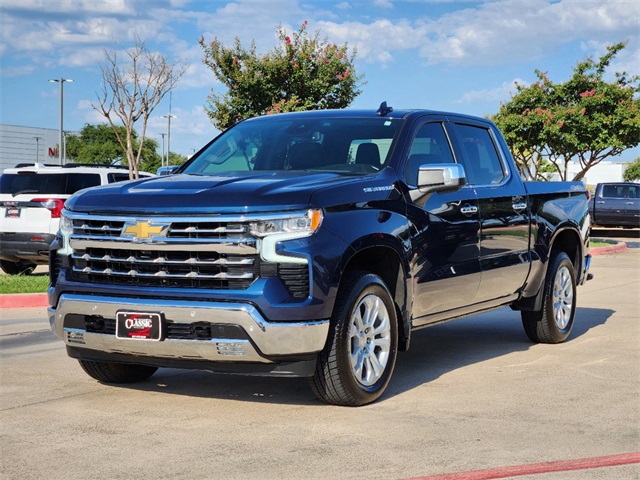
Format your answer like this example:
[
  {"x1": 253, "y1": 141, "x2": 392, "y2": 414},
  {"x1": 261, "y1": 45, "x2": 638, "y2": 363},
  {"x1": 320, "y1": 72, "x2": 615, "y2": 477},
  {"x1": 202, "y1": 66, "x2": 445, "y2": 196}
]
[{"x1": 0, "y1": 273, "x2": 49, "y2": 294}]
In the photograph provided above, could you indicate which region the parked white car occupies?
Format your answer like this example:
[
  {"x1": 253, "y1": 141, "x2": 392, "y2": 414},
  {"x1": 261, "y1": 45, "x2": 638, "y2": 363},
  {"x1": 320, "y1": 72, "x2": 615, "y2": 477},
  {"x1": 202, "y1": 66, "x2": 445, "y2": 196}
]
[{"x1": 0, "y1": 163, "x2": 152, "y2": 274}]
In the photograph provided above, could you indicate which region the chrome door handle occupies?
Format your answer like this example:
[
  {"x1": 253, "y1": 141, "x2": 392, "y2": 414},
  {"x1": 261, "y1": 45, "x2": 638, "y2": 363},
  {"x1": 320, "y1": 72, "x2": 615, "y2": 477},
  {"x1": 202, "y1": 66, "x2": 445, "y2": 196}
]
[
  {"x1": 512, "y1": 202, "x2": 527, "y2": 211},
  {"x1": 460, "y1": 205, "x2": 478, "y2": 215},
  {"x1": 626, "y1": 202, "x2": 635, "y2": 205}
]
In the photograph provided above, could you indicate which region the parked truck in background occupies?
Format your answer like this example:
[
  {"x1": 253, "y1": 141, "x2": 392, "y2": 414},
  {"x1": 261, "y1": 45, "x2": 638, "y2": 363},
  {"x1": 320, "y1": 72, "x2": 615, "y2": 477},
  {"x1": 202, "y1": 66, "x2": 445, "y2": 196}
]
[
  {"x1": 588, "y1": 182, "x2": 640, "y2": 228},
  {"x1": 48, "y1": 105, "x2": 592, "y2": 406}
]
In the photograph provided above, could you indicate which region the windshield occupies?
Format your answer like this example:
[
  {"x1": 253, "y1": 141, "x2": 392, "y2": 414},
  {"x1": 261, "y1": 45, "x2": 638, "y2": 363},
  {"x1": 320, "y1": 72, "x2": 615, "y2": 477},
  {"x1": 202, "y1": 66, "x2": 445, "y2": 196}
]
[{"x1": 182, "y1": 116, "x2": 403, "y2": 176}]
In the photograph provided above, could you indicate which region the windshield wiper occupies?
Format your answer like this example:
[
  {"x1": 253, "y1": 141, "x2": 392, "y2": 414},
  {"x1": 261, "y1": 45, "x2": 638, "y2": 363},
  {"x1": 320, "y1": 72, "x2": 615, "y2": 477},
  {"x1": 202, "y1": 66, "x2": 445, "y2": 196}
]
[{"x1": 12, "y1": 190, "x2": 39, "y2": 197}]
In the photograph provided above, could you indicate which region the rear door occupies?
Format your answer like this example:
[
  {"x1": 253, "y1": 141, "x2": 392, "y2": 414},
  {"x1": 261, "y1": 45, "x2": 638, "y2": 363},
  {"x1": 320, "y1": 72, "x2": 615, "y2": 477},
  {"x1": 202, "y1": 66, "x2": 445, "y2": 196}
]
[{"x1": 447, "y1": 120, "x2": 531, "y2": 302}]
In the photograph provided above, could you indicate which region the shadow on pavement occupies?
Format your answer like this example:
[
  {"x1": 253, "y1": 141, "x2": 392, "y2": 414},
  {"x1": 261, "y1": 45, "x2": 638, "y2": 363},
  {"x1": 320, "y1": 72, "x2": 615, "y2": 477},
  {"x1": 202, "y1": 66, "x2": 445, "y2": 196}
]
[{"x1": 111, "y1": 306, "x2": 614, "y2": 405}]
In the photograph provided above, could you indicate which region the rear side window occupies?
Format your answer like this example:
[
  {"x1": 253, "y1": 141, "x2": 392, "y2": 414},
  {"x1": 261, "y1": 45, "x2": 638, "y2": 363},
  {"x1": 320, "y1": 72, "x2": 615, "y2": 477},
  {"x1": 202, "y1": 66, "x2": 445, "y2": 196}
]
[
  {"x1": 108, "y1": 173, "x2": 133, "y2": 183},
  {"x1": 404, "y1": 123, "x2": 455, "y2": 185},
  {"x1": 602, "y1": 184, "x2": 639, "y2": 199},
  {"x1": 455, "y1": 124, "x2": 506, "y2": 186},
  {"x1": 0, "y1": 173, "x2": 101, "y2": 195}
]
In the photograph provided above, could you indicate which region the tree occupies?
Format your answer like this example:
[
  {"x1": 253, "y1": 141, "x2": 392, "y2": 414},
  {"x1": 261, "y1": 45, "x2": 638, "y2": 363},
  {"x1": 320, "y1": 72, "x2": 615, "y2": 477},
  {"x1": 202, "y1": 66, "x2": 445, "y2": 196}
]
[
  {"x1": 199, "y1": 22, "x2": 365, "y2": 130},
  {"x1": 66, "y1": 123, "x2": 161, "y2": 173},
  {"x1": 623, "y1": 157, "x2": 640, "y2": 182},
  {"x1": 492, "y1": 42, "x2": 640, "y2": 181},
  {"x1": 92, "y1": 37, "x2": 185, "y2": 179}
]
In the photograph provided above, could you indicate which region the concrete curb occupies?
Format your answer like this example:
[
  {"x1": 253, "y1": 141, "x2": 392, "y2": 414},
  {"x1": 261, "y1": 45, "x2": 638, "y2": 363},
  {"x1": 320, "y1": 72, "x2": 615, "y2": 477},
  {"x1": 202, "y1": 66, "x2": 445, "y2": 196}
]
[
  {"x1": 0, "y1": 293, "x2": 48, "y2": 309},
  {"x1": 590, "y1": 242, "x2": 628, "y2": 256}
]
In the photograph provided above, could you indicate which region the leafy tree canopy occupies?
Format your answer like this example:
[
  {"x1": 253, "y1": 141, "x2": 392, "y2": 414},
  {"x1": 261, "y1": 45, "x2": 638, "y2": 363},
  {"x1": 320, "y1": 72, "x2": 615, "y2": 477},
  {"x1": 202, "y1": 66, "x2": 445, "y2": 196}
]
[
  {"x1": 492, "y1": 42, "x2": 640, "y2": 181},
  {"x1": 66, "y1": 123, "x2": 162, "y2": 174},
  {"x1": 623, "y1": 157, "x2": 640, "y2": 182},
  {"x1": 199, "y1": 22, "x2": 365, "y2": 130}
]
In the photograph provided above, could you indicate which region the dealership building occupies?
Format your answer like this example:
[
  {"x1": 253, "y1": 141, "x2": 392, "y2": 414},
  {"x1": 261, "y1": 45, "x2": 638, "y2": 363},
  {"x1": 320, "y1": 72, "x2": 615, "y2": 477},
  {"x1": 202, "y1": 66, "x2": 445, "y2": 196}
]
[{"x1": 0, "y1": 124, "x2": 65, "y2": 172}]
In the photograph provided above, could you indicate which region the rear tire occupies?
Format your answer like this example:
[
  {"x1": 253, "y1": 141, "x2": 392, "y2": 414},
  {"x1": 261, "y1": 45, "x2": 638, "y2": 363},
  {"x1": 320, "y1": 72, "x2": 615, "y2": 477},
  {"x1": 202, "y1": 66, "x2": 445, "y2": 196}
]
[
  {"x1": 522, "y1": 251, "x2": 576, "y2": 344},
  {"x1": 78, "y1": 359, "x2": 158, "y2": 383},
  {"x1": 310, "y1": 271, "x2": 398, "y2": 406},
  {"x1": 0, "y1": 259, "x2": 36, "y2": 275}
]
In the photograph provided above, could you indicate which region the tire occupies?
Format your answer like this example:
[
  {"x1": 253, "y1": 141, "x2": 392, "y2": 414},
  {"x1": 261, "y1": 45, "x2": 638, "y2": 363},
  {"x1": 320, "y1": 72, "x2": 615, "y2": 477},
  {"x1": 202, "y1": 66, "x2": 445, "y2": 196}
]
[
  {"x1": 78, "y1": 359, "x2": 158, "y2": 383},
  {"x1": 0, "y1": 259, "x2": 36, "y2": 275},
  {"x1": 522, "y1": 251, "x2": 576, "y2": 344},
  {"x1": 310, "y1": 271, "x2": 398, "y2": 406}
]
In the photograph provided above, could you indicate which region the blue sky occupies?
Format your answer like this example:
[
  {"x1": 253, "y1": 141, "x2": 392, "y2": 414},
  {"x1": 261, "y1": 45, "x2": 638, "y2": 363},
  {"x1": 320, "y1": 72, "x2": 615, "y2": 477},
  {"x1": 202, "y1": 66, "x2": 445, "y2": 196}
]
[{"x1": 1, "y1": 0, "x2": 638, "y2": 161}]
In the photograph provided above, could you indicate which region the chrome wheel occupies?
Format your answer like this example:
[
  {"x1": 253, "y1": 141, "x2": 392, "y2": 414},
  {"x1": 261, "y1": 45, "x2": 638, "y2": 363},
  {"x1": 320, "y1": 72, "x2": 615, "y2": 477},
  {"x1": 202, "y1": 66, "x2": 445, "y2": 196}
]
[
  {"x1": 553, "y1": 265, "x2": 574, "y2": 330},
  {"x1": 348, "y1": 294, "x2": 391, "y2": 387}
]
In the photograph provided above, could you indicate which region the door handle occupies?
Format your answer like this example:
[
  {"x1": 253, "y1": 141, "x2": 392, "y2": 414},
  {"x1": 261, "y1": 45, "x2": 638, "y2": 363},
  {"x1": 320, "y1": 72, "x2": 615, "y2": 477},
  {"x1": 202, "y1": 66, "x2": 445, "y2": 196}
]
[
  {"x1": 460, "y1": 205, "x2": 478, "y2": 215},
  {"x1": 626, "y1": 202, "x2": 635, "y2": 205},
  {"x1": 596, "y1": 201, "x2": 605, "y2": 204},
  {"x1": 512, "y1": 202, "x2": 527, "y2": 211}
]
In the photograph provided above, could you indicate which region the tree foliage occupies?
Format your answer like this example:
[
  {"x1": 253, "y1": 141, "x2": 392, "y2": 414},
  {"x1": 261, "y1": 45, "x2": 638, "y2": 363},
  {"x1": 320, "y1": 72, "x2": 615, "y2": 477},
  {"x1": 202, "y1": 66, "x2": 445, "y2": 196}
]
[
  {"x1": 199, "y1": 22, "x2": 365, "y2": 130},
  {"x1": 623, "y1": 157, "x2": 640, "y2": 182},
  {"x1": 66, "y1": 123, "x2": 162, "y2": 174},
  {"x1": 492, "y1": 42, "x2": 640, "y2": 181},
  {"x1": 92, "y1": 37, "x2": 185, "y2": 179}
]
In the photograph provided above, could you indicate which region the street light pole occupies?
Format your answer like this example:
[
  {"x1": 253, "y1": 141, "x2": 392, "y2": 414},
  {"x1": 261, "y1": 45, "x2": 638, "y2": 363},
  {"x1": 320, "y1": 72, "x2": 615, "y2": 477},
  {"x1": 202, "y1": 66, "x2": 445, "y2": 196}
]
[
  {"x1": 48, "y1": 78, "x2": 73, "y2": 166},
  {"x1": 160, "y1": 113, "x2": 176, "y2": 167},
  {"x1": 33, "y1": 136, "x2": 43, "y2": 165},
  {"x1": 160, "y1": 133, "x2": 166, "y2": 169}
]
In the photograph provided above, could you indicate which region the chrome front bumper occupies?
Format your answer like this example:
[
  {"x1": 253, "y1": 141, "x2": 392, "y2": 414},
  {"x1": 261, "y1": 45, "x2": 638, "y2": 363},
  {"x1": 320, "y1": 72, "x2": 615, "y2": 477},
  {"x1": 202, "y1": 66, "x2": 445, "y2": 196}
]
[{"x1": 49, "y1": 294, "x2": 329, "y2": 365}]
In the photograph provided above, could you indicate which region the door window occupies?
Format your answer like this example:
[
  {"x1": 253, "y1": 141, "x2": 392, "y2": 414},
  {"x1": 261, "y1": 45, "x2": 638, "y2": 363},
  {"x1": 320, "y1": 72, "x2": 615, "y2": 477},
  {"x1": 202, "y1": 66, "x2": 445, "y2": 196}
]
[
  {"x1": 455, "y1": 125, "x2": 506, "y2": 186},
  {"x1": 404, "y1": 123, "x2": 455, "y2": 186}
]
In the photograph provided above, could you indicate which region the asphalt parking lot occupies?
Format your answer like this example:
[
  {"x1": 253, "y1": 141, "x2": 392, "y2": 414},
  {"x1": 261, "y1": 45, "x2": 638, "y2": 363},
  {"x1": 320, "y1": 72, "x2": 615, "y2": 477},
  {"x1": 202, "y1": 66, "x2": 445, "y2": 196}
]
[{"x1": 1, "y1": 249, "x2": 638, "y2": 480}]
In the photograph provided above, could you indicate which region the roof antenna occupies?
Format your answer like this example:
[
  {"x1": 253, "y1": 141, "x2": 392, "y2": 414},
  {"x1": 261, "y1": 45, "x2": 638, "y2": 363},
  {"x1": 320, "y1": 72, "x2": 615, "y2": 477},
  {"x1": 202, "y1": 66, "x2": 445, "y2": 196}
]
[{"x1": 377, "y1": 101, "x2": 393, "y2": 116}]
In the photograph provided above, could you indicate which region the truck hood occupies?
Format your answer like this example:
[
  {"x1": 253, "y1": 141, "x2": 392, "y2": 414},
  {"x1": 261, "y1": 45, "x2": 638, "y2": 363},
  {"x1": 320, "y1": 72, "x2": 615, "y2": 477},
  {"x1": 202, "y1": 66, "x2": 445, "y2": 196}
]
[{"x1": 65, "y1": 171, "x2": 364, "y2": 215}]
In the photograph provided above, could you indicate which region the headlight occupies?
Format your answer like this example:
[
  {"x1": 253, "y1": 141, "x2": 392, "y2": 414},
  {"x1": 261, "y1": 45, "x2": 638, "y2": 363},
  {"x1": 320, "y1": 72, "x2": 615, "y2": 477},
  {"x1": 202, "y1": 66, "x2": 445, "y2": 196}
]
[
  {"x1": 249, "y1": 209, "x2": 323, "y2": 238},
  {"x1": 251, "y1": 209, "x2": 323, "y2": 265},
  {"x1": 60, "y1": 211, "x2": 73, "y2": 235}
]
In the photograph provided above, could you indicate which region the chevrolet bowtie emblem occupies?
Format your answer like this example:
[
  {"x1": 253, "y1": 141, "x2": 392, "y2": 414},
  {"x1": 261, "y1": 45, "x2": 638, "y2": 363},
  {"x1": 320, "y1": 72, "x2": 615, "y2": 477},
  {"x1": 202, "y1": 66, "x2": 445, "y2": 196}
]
[{"x1": 122, "y1": 221, "x2": 168, "y2": 239}]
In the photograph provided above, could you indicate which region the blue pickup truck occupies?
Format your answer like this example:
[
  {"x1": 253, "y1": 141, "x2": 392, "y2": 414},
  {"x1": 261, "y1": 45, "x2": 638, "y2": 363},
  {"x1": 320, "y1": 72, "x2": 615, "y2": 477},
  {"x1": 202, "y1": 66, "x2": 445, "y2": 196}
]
[
  {"x1": 588, "y1": 182, "x2": 640, "y2": 228},
  {"x1": 49, "y1": 106, "x2": 592, "y2": 406}
]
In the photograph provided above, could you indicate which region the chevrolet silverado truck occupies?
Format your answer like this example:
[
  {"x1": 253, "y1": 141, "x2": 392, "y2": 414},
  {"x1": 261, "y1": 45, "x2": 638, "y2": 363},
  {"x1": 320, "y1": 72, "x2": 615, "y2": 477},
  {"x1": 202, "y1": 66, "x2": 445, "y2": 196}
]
[
  {"x1": 49, "y1": 105, "x2": 592, "y2": 406},
  {"x1": 588, "y1": 182, "x2": 639, "y2": 228}
]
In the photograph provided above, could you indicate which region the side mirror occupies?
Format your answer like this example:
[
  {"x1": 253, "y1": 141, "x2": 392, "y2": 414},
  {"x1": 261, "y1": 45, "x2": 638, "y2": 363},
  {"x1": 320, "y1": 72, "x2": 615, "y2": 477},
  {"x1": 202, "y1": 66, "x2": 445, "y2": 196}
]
[
  {"x1": 157, "y1": 165, "x2": 180, "y2": 176},
  {"x1": 417, "y1": 163, "x2": 466, "y2": 195}
]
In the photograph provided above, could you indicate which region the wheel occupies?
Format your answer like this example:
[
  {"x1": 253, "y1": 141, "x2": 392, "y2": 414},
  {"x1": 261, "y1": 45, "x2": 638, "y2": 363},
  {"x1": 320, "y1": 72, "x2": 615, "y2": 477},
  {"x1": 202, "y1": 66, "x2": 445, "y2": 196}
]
[
  {"x1": 0, "y1": 259, "x2": 36, "y2": 275},
  {"x1": 522, "y1": 251, "x2": 576, "y2": 344},
  {"x1": 78, "y1": 359, "x2": 158, "y2": 383},
  {"x1": 310, "y1": 271, "x2": 398, "y2": 406}
]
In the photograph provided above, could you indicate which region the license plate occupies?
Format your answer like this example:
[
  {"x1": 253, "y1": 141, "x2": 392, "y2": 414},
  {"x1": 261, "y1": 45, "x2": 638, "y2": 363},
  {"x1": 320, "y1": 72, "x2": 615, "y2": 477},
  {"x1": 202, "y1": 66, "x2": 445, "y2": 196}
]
[
  {"x1": 5, "y1": 207, "x2": 21, "y2": 218},
  {"x1": 116, "y1": 311, "x2": 163, "y2": 341}
]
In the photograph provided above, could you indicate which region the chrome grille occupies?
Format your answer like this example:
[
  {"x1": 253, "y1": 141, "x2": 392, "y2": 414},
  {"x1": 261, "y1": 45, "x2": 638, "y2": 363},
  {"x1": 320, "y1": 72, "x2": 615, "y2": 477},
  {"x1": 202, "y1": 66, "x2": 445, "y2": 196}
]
[
  {"x1": 70, "y1": 248, "x2": 259, "y2": 289},
  {"x1": 64, "y1": 212, "x2": 309, "y2": 296}
]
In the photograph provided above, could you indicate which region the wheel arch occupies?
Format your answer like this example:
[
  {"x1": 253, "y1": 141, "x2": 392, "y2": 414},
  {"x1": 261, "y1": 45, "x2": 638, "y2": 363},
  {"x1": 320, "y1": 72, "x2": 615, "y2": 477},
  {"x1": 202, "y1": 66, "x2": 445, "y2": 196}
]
[
  {"x1": 335, "y1": 239, "x2": 411, "y2": 351},
  {"x1": 514, "y1": 223, "x2": 584, "y2": 312}
]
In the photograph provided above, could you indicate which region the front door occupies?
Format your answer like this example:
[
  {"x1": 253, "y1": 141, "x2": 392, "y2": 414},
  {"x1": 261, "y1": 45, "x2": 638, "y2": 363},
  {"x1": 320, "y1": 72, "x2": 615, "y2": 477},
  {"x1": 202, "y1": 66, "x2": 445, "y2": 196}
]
[{"x1": 404, "y1": 120, "x2": 481, "y2": 323}]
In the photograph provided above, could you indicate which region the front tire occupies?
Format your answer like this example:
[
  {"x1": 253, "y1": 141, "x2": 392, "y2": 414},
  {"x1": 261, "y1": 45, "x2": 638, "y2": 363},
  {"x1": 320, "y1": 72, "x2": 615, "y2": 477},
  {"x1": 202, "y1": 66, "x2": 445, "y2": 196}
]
[
  {"x1": 522, "y1": 251, "x2": 576, "y2": 344},
  {"x1": 310, "y1": 271, "x2": 398, "y2": 406},
  {"x1": 78, "y1": 359, "x2": 158, "y2": 383}
]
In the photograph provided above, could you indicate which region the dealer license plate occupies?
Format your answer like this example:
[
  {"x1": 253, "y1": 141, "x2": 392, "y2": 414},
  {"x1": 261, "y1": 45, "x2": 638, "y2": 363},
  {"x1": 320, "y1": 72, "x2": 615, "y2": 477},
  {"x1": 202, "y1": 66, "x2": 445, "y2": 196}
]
[
  {"x1": 116, "y1": 311, "x2": 163, "y2": 341},
  {"x1": 5, "y1": 206, "x2": 21, "y2": 218}
]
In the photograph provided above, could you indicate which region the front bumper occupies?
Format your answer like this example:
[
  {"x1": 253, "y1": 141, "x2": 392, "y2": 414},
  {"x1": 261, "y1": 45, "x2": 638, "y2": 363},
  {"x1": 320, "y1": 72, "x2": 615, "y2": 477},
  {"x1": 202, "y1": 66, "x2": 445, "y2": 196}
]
[{"x1": 50, "y1": 294, "x2": 329, "y2": 376}]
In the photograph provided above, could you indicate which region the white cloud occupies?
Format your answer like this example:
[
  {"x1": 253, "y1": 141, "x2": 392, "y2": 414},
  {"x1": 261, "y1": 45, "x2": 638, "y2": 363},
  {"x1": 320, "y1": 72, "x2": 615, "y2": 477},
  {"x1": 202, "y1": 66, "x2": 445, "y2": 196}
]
[
  {"x1": 316, "y1": 0, "x2": 639, "y2": 69},
  {"x1": 456, "y1": 78, "x2": 529, "y2": 105},
  {"x1": 317, "y1": 19, "x2": 425, "y2": 63},
  {"x1": 374, "y1": 0, "x2": 394, "y2": 8}
]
